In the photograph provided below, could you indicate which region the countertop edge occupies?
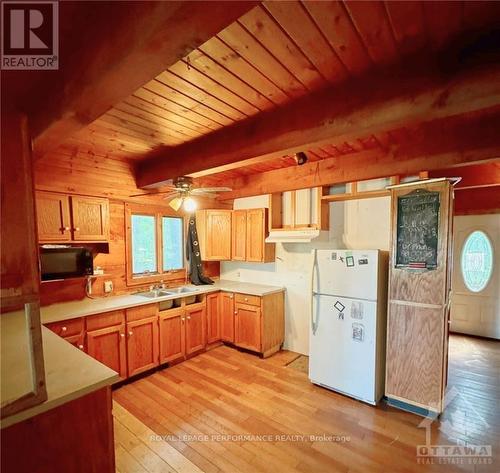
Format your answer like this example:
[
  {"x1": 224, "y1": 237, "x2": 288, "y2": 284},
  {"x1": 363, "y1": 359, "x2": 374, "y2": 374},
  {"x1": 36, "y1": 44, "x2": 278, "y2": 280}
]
[
  {"x1": 41, "y1": 281, "x2": 285, "y2": 325},
  {"x1": 1, "y1": 374, "x2": 119, "y2": 429}
]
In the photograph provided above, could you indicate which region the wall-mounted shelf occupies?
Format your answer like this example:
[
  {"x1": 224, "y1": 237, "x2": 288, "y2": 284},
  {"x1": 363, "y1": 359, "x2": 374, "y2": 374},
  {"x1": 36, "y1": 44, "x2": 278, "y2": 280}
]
[{"x1": 268, "y1": 187, "x2": 329, "y2": 232}]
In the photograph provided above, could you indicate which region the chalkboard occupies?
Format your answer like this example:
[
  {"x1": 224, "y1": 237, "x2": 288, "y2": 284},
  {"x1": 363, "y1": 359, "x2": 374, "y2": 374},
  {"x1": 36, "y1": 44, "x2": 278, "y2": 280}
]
[{"x1": 396, "y1": 189, "x2": 440, "y2": 269}]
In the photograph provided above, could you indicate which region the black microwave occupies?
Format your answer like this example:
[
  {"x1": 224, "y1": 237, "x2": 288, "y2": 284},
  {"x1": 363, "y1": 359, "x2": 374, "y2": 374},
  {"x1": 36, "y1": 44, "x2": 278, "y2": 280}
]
[{"x1": 40, "y1": 247, "x2": 93, "y2": 281}]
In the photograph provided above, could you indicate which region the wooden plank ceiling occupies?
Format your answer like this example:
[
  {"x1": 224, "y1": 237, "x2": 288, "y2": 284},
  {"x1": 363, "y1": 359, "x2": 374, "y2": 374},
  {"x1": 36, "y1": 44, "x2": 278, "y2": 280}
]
[{"x1": 47, "y1": 0, "x2": 500, "y2": 189}]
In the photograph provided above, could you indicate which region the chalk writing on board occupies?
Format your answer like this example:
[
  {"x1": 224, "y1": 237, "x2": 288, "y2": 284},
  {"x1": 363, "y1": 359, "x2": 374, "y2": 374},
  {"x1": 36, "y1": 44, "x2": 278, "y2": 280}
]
[{"x1": 396, "y1": 189, "x2": 440, "y2": 269}]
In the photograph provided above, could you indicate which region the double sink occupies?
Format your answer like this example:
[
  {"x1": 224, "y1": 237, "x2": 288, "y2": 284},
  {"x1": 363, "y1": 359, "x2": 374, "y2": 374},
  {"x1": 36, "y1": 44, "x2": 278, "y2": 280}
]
[{"x1": 134, "y1": 286, "x2": 200, "y2": 299}]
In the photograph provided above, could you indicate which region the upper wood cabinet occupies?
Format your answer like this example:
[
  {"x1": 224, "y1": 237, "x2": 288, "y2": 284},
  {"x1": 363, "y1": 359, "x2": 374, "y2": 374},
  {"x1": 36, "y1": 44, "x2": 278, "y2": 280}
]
[
  {"x1": 269, "y1": 187, "x2": 329, "y2": 231},
  {"x1": 245, "y1": 209, "x2": 275, "y2": 263},
  {"x1": 197, "y1": 208, "x2": 274, "y2": 263},
  {"x1": 231, "y1": 210, "x2": 247, "y2": 261},
  {"x1": 36, "y1": 192, "x2": 72, "y2": 242},
  {"x1": 196, "y1": 209, "x2": 232, "y2": 261},
  {"x1": 36, "y1": 191, "x2": 109, "y2": 243},
  {"x1": 71, "y1": 196, "x2": 109, "y2": 241}
]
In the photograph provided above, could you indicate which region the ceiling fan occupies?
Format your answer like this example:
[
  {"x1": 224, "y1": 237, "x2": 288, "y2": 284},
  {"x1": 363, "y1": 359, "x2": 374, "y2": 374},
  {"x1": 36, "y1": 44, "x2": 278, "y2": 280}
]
[{"x1": 130, "y1": 176, "x2": 232, "y2": 212}]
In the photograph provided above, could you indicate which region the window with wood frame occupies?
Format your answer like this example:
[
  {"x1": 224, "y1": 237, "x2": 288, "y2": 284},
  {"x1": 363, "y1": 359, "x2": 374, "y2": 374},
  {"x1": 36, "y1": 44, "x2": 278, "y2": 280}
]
[{"x1": 126, "y1": 204, "x2": 185, "y2": 285}]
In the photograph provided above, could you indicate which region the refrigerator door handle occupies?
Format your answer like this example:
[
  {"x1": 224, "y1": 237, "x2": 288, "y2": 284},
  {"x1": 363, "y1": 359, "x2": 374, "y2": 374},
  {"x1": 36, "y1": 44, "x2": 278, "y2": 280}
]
[{"x1": 311, "y1": 249, "x2": 319, "y2": 334}]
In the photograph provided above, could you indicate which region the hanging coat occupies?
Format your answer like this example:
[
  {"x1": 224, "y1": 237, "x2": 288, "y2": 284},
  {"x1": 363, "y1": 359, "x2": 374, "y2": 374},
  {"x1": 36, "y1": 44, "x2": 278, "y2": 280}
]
[{"x1": 186, "y1": 214, "x2": 214, "y2": 285}]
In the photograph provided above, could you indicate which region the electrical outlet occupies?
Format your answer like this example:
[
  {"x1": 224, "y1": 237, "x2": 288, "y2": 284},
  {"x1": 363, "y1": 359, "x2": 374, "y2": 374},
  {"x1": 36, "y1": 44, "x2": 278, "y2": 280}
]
[{"x1": 104, "y1": 280, "x2": 113, "y2": 293}]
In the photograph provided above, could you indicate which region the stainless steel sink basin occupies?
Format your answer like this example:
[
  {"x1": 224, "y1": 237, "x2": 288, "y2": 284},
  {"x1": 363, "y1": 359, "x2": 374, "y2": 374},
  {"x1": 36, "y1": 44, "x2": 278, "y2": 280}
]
[
  {"x1": 134, "y1": 289, "x2": 171, "y2": 298},
  {"x1": 163, "y1": 286, "x2": 199, "y2": 295},
  {"x1": 134, "y1": 286, "x2": 199, "y2": 298}
]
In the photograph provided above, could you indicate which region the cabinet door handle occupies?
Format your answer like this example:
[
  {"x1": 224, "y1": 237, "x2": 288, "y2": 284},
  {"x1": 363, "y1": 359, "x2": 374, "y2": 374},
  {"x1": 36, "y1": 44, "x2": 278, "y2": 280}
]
[
  {"x1": 61, "y1": 226, "x2": 70, "y2": 232},
  {"x1": 78, "y1": 344, "x2": 84, "y2": 350},
  {"x1": 73, "y1": 227, "x2": 80, "y2": 232},
  {"x1": 120, "y1": 333, "x2": 125, "y2": 338},
  {"x1": 229, "y1": 294, "x2": 233, "y2": 299},
  {"x1": 187, "y1": 316, "x2": 191, "y2": 320},
  {"x1": 61, "y1": 326, "x2": 67, "y2": 332},
  {"x1": 234, "y1": 311, "x2": 238, "y2": 315},
  {"x1": 181, "y1": 317, "x2": 185, "y2": 324},
  {"x1": 128, "y1": 331, "x2": 133, "y2": 336},
  {"x1": 244, "y1": 297, "x2": 249, "y2": 302}
]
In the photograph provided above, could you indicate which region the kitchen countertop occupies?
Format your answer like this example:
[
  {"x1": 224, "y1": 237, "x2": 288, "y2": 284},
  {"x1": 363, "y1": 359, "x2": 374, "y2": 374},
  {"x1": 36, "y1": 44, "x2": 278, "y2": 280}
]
[
  {"x1": 41, "y1": 279, "x2": 285, "y2": 325},
  {"x1": 1, "y1": 310, "x2": 119, "y2": 429}
]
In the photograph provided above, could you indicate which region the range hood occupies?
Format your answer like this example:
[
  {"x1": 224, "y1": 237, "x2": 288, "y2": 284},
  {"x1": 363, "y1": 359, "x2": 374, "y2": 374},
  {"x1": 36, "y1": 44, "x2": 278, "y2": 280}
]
[{"x1": 265, "y1": 229, "x2": 328, "y2": 243}]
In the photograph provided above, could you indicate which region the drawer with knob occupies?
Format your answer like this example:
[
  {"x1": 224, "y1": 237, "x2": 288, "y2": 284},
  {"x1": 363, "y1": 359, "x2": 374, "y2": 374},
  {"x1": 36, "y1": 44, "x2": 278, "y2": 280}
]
[
  {"x1": 234, "y1": 293, "x2": 261, "y2": 307},
  {"x1": 45, "y1": 317, "x2": 84, "y2": 337}
]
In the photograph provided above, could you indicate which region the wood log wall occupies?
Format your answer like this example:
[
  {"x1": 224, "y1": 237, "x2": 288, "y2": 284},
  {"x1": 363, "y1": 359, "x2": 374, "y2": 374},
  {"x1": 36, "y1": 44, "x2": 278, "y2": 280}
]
[{"x1": 35, "y1": 151, "x2": 222, "y2": 306}]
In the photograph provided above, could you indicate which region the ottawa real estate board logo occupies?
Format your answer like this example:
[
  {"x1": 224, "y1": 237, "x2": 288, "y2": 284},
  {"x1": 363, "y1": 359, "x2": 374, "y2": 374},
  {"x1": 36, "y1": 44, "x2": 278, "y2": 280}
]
[{"x1": 1, "y1": 1, "x2": 58, "y2": 69}]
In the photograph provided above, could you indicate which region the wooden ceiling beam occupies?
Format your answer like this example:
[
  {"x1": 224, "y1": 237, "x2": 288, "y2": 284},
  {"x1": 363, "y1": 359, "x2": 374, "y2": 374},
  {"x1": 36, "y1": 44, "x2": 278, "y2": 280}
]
[
  {"x1": 136, "y1": 61, "x2": 500, "y2": 188},
  {"x1": 454, "y1": 187, "x2": 500, "y2": 215},
  {"x1": 212, "y1": 110, "x2": 500, "y2": 200},
  {"x1": 31, "y1": 1, "x2": 258, "y2": 159},
  {"x1": 429, "y1": 162, "x2": 500, "y2": 190}
]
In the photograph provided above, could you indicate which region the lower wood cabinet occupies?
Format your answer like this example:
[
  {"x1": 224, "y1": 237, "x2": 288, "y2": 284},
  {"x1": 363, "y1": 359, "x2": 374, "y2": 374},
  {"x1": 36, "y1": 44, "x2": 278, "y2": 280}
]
[
  {"x1": 158, "y1": 302, "x2": 206, "y2": 362},
  {"x1": 235, "y1": 302, "x2": 261, "y2": 352},
  {"x1": 220, "y1": 292, "x2": 235, "y2": 343},
  {"x1": 158, "y1": 308, "x2": 185, "y2": 364},
  {"x1": 206, "y1": 292, "x2": 220, "y2": 344},
  {"x1": 87, "y1": 324, "x2": 127, "y2": 379},
  {"x1": 43, "y1": 289, "x2": 285, "y2": 383},
  {"x1": 233, "y1": 291, "x2": 284, "y2": 357},
  {"x1": 126, "y1": 309, "x2": 159, "y2": 377},
  {"x1": 185, "y1": 304, "x2": 206, "y2": 355},
  {"x1": 86, "y1": 310, "x2": 127, "y2": 379}
]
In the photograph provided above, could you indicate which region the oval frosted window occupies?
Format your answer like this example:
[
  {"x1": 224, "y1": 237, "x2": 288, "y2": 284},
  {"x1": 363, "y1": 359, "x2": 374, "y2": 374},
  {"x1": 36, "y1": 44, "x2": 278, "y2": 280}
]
[{"x1": 461, "y1": 231, "x2": 494, "y2": 293}]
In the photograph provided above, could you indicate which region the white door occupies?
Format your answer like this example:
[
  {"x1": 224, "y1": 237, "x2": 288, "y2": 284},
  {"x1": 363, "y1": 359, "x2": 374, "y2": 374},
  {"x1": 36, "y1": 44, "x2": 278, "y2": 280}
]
[
  {"x1": 314, "y1": 250, "x2": 379, "y2": 300},
  {"x1": 309, "y1": 294, "x2": 378, "y2": 404},
  {"x1": 451, "y1": 214, "x2": 500, "y2": 339}
]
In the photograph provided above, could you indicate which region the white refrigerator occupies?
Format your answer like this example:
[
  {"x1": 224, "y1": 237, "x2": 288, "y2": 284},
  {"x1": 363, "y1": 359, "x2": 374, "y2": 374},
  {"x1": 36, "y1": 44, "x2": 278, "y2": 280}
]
[{"x1": 309, "y1": 249, "x2": 388, "y2": 405}]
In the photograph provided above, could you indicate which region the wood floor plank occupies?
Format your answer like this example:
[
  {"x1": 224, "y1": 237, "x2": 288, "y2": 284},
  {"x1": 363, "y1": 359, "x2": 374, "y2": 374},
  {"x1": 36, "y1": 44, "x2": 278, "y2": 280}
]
[{"x1": 113, "y1": 335, "x2": 499, "y2": 473}]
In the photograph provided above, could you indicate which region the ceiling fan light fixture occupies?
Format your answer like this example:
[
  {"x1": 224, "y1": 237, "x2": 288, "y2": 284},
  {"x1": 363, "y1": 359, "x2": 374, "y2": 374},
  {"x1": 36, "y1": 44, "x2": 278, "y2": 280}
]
[
  {"x1": 169, "y1": 196, "x2": 183, "y2": 212},
  {"x1": 183, "y1": 196, "x2": 197, "y2": 213}
]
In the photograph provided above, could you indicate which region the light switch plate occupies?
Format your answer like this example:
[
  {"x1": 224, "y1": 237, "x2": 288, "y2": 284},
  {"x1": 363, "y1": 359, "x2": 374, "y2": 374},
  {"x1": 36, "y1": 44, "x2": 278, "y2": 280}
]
[{"x1": 104, "y1": 280, "x2": 113, "y2": 293}]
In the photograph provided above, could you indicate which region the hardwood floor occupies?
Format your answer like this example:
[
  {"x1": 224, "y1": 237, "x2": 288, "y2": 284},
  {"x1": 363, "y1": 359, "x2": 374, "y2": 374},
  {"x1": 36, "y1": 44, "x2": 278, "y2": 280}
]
[{"x1": 113, "y1": 335, "x2": 499, "y2": 473}]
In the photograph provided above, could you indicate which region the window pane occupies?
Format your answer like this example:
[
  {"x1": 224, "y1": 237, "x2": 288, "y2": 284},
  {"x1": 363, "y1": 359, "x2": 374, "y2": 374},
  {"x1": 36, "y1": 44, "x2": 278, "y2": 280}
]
[
  {"x1": 461, "y1": 230, "x2": 493, "y2": 293},
  {"x1": 162, "y1": 217, "x2": 184, "y2": 271},
  {"x1": 131, "y1": 215, "x2": 157, "y2": 274}
]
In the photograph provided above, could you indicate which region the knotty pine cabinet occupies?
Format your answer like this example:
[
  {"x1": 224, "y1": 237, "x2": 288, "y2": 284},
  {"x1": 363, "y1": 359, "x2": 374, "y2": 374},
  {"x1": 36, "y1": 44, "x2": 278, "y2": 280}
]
[
  {"x1": 197, "y1": 208, "x2": 274, "y2": 262},
  {"x1": 158, "y1": 308, "x2": 185, "y2": 364},
  {"x1": 45, "y1": 317, "x2": 86, "y2": 351},
  {"x1": 196, "y1": 209, "x2": 232, "y2": 260},
  {"x1": 86, "y1": 310, "x2": 127, "y2": 379},
  {"x1": 220, "y1": 291, "x2": 285, "y2": 357},
  {"x1": 206, "y1": 292, "x2": 221, "y2": 344},
  {"x1": 220, "y1": 292, "x2": 235, "y2": 343},
  {"x1": 158, "y1": 301, "x2": 207, "y2": 362},
  {"x1": 126, "y1": 305, "x2": 159, "y2": 377},
  {"x1": 231, "y1": 210, "x2": 247, "y2": 261},
  {"x1": 245, "y1": 209, "x2": 274, "y2": 262},
  {"x1": 185, "y1": 304, "x2": 206, "y2": 355},
  {"x1": 36, "y1": 191, "x2": 109, "y2": 243}
]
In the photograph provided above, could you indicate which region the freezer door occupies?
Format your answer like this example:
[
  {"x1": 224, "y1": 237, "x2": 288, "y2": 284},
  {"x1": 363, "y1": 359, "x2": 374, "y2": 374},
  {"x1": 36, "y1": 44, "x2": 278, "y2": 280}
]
[
  {"x1": 314, "y1": 249, "x2": 380, "y2": 300},
  {"x1": 309, "y1": 294, "x2": 377, "y2": 404}
]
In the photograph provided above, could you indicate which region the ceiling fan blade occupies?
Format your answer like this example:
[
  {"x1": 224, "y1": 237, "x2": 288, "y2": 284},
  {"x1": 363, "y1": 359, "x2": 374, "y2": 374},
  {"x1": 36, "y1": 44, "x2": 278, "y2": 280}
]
[
  {"x1": 129, "y1": 186, "x2": 176, "y2": 197},
  {"x1": 168, "y1": 197, "x2": 183, "y2": 212},
  {"x1": 191, "y1": 187, "x2": 233, "y2": 194}
]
